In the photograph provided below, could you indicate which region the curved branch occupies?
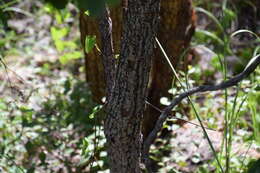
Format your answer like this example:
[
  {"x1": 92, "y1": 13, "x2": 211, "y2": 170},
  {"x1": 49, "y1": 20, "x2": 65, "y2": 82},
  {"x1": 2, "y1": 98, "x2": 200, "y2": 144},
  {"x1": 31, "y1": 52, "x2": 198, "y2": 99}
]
[{"x1": 143, "y1": 54, "x2": 260, "y2": 170}]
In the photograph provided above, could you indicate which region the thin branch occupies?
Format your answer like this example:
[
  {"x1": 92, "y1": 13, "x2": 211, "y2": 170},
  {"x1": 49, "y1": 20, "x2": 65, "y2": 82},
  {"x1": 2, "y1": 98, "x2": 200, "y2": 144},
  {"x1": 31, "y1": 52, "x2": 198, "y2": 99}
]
[
  {"x1": 142, "y1": 54, "x2": 260, "y2": 171},
  {"x1": 145, "y1": 100, "x2": 216, "y2": 131}
]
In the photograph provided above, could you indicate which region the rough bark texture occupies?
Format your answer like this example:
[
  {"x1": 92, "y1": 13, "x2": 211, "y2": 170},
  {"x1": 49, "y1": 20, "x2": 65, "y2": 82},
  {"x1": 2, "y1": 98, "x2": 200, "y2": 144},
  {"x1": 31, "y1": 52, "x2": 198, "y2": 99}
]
[
  {"x1": 98, "y1": 7, "x2": 116, "y2": 98},
  {"x1": 103, "y1": 0, "x2": 160, "y2": 172},
  {"x1": 79, "y1": 7, "x2": 122, "y2": 103},
  {"x1": 79, "y1": 0, "x2": 195, "y2": 139}
]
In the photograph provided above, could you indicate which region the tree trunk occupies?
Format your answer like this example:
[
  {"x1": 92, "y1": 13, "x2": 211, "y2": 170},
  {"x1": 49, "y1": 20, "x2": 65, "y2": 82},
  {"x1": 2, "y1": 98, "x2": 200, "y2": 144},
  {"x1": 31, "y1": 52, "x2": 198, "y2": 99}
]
[
  {"x1": 89, "y1": 0, "x2": 160, "y2": 173},
  {"x1": 100, "y1": 0, "x2": 160, "y2": 172},
  {"x1": 80, "y1": 0, "x2": 195, "y2": 140},
  {"x1": 79, "y1": 7, "x2": 122, "y2": 103}
]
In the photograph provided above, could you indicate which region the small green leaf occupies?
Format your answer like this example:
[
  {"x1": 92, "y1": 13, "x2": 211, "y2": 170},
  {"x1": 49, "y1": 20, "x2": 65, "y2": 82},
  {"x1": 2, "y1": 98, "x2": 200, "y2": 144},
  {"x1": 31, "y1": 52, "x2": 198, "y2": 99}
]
[
  {"x1": 83, "y1": 137, "x2": 89, "y2": 147},
  {"x1": 223, "y1": 8, "x2": 236, "y2": 20},
  {"x1": 63, "y1": 41, "x2": 77, "y2": 50},
  {"x1": 59, "y1": 51, "x2": 82, "y2": 65},
  {"x1": 115, "y1": 54, "x2": 119, "y2": 59},
  {"x1": 85, "y1": 10, "x2": 90, "y2": 16},
  {"x1": 0, "y1": 99, "x2": 7, "y2": 110},
  {"x1": 81, "y1": 137, "x2": 90, "y2": 156},
  {"x1": 55, "y1": 12, "x2": 63, "y2": 24},
  {"x1": 51, "y1": 27, "x2": 68, "y2": 40},
  {"x1": 85, "y1": 35, "x2": 96, "y2": 53},
  {"x1": 89, "y1": 113, "x2": 94, "y2": 119},
  {"x1": 51, "y1": 27, "x2": 68, "y2": 52},
  {"x1": 195, "y1": 29, "x2": 224, "y2": 46},
  {"x1": 88, "y1": 105, "x2": 103, "y2": 119}
]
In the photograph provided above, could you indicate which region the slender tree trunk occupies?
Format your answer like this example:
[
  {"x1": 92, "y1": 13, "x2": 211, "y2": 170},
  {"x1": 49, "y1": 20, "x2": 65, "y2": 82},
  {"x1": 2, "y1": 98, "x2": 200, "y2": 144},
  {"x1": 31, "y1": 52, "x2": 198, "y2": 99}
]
[
  {"x1": 102, "y1": 0, "x2": 160, "y2": 172},
  {"x1": 79, "y1": 0, "x2": 195, "y2": 139}
]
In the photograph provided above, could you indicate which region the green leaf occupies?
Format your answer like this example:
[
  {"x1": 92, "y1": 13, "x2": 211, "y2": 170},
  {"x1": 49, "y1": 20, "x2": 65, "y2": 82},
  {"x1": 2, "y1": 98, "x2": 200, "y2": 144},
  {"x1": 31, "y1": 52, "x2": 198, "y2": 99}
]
[
  {"x1": 63, "y1": 41, "x2": 77, "y2": 50},
  {"x1": 81, "y1": 137, "x2": 90, "y2": 156},
  {"x1": 223, "y1": 8, "x2": 236, "y2": 21},
  {"x1": 195, "y1": 29, "x2": 224, "y2": 46},
  {"x1": 55, "y1": 12, "x2": 63, "y2": 24},
  {"x1": 59, "y1": 51, "x2": 82, "y2": 65},
  {"x1": 0, "y1": 99, "x2": 7, "y2": 110},
  {"x1": 51, "y1": 27, "x2": 68, "y2": 40},
  {"x1": 50, "y1": 27, "x2": 68, "y2": 52},
  {"x1": 85, "y1": 35, "x2": 96, "y2": 53},
  {"x1": 88, "y1": 105, "x2": 103, "y2": 119}
]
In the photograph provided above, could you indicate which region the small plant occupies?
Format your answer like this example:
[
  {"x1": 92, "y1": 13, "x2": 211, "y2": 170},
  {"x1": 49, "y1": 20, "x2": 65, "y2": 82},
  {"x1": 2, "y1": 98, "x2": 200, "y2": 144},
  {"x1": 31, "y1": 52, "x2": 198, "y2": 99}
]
[{"x1": 193, "y1": 1, "x2": 260, "y2": 172}]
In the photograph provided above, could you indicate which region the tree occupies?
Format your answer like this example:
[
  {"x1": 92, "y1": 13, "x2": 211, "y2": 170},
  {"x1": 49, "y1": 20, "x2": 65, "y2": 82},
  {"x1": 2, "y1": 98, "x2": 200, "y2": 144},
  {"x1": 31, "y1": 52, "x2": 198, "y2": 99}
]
[
  {"x1": 79, "y1": 0, "x2": 260, "y2": 171},
  {"x1": 42, "y1": 0, "x2": 195, "y2": 171},
  {"x1": 79, "y1": 0, "x2": 195, "y2": 172},
  {"x1": 80, "y1": 0, "x2": 195, "y2": 139},
  {"x1": 1, "y1": 0, "x2": 260, "y2": 172},
  {"x1": 79, "y1": 0, "x2": 260, "y2": 169},
  {"x1": 98, "y1": 1, "x2": 161, "y2": 172}
]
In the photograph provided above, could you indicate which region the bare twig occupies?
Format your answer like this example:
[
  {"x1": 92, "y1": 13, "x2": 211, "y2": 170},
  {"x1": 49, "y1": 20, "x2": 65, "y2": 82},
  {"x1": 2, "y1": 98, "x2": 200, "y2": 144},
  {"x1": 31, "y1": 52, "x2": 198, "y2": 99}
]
[
  {"x1": 145, "y1": 100, "x2": 216, "y2": 131},
  {"x1": 142, "y1": 54, "x2": 260, "y2": 171}
]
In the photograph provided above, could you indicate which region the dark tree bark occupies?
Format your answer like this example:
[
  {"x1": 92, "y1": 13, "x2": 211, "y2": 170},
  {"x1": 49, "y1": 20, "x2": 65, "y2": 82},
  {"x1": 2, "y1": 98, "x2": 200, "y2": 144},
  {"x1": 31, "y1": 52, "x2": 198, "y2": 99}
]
[
  {"x1": 79, "y1": 0, "x2": 195, "y2": 139},
  {"x1": 79, "y1": 7, "x2": 122, "y2": 103},
  {"x1": 235, "y1": 0, "x2": 259, "y2": 39},
  {"x1": 101, "y1": 0, "x2": 161, "y2": 172}
]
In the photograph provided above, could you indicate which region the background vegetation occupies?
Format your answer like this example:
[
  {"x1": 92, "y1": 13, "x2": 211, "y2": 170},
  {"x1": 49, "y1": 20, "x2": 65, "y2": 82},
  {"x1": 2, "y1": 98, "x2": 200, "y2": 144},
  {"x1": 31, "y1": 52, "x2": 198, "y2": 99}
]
[{"x1": 0, "y1": 0, "x2": 259, "y2": 172}]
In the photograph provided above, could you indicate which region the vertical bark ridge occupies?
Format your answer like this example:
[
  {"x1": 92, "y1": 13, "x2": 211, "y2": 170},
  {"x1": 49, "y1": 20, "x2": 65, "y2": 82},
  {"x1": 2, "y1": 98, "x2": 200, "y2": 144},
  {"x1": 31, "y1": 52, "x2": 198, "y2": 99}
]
[{"x1": 98, "y1": 7, "x2": 116, "y2": 99}]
